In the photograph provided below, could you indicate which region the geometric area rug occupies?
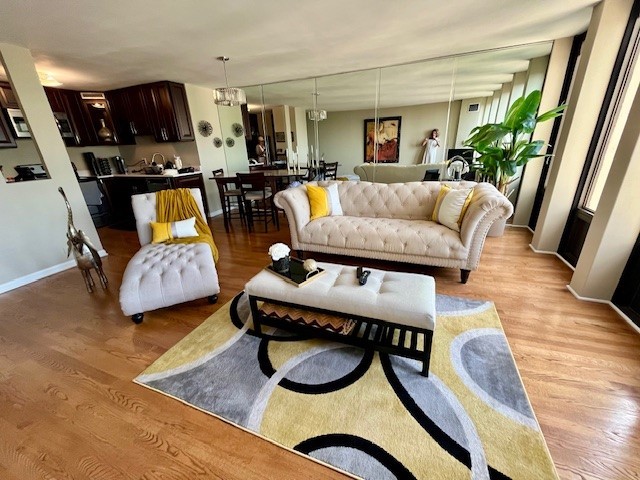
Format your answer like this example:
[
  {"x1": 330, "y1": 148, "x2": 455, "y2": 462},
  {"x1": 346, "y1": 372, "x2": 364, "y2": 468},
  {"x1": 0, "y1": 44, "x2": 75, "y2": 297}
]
[{"x1": 135, "y1": 292, "x2": 558, "y2": 480}]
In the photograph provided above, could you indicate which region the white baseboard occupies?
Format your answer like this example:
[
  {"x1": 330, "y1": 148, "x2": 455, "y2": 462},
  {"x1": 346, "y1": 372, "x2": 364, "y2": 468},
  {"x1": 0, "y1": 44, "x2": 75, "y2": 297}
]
[
  {"x1": 208, "y1": 208, "x2": 223, "y2": 218},
  {"x1": 528, "y1": 244, "x2": 576, "y2": 271},
  {"x1": 0, "y1": 248, "x2": 109, "y2": 295},
  {"x1": 506, "y1": 224, "x2": 535, "y2": 234},
  {"x1": 566, "y1": 284, "x2": 640, "y2": 335}
]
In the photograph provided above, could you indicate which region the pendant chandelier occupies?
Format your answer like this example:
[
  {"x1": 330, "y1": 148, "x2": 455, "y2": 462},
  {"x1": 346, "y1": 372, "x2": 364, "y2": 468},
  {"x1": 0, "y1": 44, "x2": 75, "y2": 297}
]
[
  {"x1": 213, "y1": 56, "x2": 246, "y2": 107},
  {"x1": 307, "y1": 108, "x2": 327, "y2": 121},
  {"x1": 306, "y1": 80, "x2": 327, "y2": 121}
]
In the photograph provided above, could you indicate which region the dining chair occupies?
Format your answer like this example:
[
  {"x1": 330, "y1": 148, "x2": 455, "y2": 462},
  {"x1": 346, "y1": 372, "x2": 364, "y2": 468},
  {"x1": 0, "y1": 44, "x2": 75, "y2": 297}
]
[
  {"x1": 214, "y1": 175, "x2": 245, "y2": 232},
  {"x1": 324, "y1": 162, "x2": 338, "y2": 180},
  {"x1": 237, "y1": 172, "x2": 279, "y2": 233},
  {"x1": 212, "y1": 168, "x2": 224, "y2": 177}
]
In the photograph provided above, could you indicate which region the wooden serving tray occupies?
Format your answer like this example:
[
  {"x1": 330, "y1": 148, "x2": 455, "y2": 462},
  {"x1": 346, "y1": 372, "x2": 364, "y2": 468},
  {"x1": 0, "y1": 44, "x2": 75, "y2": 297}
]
[{"x1": 265, "y1": 257, "x2": 326, "y2": 287}]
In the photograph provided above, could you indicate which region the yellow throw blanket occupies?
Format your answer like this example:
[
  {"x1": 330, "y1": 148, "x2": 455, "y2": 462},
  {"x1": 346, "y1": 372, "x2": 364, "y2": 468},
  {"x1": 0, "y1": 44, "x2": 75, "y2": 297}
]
[{"x1": 156, "y1": 188, "x2": 219, "y2": 263}]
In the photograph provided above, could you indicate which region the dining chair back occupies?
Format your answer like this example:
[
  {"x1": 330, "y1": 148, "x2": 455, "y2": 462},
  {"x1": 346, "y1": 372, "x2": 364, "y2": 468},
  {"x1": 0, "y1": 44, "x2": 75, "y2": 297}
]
[
  {"x1": 214, "y1": 176, "x2": 245, "y2": 232},
  {"x1": 237, "y1": 172, "x2": 278, "y2": 232},
  {"x1": 324, "y1": 162, "x2": 338, "y2": 180}
]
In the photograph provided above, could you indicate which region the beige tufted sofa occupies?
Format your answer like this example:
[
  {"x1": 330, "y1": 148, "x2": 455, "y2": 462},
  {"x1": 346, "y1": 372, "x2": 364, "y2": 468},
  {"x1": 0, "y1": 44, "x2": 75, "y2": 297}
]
[{"x1": 274, "y1": 181, "x2": 513, "y2": 283}]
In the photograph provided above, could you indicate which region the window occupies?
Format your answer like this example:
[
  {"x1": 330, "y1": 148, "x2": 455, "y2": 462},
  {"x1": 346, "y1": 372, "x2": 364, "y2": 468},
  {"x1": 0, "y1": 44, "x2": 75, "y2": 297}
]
[{"x1": 582, "y1": 17, "x2": 640, "y2": 212}]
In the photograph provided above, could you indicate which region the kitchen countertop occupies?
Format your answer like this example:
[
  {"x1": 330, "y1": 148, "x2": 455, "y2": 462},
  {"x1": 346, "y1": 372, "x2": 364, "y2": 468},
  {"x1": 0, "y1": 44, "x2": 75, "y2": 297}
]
[{"x1": 86, "y1": 171, "x2": 203, "y2": 180}]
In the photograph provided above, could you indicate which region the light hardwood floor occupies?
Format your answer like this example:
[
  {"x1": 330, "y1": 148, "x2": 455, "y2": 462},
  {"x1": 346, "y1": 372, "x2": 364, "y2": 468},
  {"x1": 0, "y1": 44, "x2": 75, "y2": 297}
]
[{"x1": 0, "y1": 216, "x2": 638, "y2": 479}]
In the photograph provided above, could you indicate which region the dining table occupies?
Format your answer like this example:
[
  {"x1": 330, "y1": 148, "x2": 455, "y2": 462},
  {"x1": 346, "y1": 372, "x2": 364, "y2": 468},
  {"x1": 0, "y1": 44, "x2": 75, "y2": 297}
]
[{"x1": 234, "y1": 169, "x2": 306, "y2": 193}]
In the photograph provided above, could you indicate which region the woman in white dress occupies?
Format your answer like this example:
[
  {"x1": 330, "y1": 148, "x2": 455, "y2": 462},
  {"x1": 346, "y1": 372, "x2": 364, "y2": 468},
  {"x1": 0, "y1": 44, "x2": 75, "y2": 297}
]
[{"x1": 421, "y1": 129, "x2": 440, "y2": 164}]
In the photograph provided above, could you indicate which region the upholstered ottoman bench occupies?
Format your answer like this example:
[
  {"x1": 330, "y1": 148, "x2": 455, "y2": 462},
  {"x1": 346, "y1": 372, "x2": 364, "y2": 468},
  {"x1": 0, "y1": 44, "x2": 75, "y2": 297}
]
[
  {"x1": 119, "y1": 188, "x2": 220, "y2": 324},
  {"x1": 245, "y1": 262, "x2": 436, "y2": 376}
]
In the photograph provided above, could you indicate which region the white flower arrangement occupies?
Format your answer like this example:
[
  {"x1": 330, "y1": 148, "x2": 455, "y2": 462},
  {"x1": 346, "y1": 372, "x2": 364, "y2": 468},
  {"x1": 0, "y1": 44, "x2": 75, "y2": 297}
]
[{"x1": 268, "y1": 243, "x2": 290, "y2": 261}]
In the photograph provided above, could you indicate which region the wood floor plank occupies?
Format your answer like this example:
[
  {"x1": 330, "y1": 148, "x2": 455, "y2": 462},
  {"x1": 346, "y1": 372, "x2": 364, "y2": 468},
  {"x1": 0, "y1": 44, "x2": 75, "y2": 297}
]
[{"x1": 0, "y1": 217, "x2": 638, "y2": 479}]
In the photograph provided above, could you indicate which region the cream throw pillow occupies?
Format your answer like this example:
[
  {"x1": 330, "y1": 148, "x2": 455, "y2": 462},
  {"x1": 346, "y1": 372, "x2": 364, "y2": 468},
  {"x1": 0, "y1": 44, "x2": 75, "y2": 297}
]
[
  {"x1": 432, "y1": 186, "x2": 474, "y2": 232},
  {"x1": 151, "y1": 217, "x2": 198, "y2": 243}
]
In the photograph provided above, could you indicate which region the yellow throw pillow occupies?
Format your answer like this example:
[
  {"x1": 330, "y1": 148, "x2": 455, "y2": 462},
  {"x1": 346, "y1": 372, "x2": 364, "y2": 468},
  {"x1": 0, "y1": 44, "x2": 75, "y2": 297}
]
[
  {"x1": 307, "y1": 185, "x2": 330, "y2": 220},
  {"x1": 432, "y1": 185, "x2": 474, "y2": 232},
  {"x1": 151, "y1": 217, "x2": 198, "y2": 243}
]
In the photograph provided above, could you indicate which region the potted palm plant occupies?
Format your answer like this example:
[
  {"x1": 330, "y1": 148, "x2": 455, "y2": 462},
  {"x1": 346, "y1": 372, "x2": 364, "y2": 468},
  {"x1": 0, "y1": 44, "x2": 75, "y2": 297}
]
[{"x1": 463, "y1": 90, "x2": 566, "y2": 197}]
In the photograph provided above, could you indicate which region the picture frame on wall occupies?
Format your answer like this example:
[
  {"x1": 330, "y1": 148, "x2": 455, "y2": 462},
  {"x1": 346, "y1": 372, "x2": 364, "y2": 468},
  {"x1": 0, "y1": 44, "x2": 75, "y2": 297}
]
[
  {"x1": 275, "y1": 131, "x2": 286, "y2": 142},
  {"x1": 364, "y1": 116, "x2": 401, "y2": 163}
]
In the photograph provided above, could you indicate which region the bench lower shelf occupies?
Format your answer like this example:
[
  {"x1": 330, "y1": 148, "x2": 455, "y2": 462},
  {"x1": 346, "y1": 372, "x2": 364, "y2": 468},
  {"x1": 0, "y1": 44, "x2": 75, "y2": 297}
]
[{"x1": 248, "y1": 295, "x2": 433, "y2": 376}]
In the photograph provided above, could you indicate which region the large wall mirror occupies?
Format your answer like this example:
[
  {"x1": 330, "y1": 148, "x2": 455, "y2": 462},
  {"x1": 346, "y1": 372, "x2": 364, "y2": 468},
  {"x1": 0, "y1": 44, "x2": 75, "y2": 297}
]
[
  {"x1": 236, "y1": 41, "x2": 553, "y2": 206},
  {"x1": 0, "y1": 57, "x2": 49, "y2": 183}
]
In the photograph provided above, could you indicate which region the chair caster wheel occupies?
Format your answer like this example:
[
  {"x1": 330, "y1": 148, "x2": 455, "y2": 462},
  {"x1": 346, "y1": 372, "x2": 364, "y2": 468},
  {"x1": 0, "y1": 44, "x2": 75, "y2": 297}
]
[
  {"x1": 208, "y1": 295, "x2": 219, "y2": 304},
  {"x1": 132, "y1": 313, "x2": 144, "y2": 324}
]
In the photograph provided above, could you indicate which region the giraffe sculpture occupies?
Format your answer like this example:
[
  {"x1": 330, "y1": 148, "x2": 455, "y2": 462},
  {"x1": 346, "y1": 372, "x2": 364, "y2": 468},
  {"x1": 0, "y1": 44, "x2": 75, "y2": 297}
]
[{"x1": 59, "y1": 187, "x2": 108, "y2": 293}]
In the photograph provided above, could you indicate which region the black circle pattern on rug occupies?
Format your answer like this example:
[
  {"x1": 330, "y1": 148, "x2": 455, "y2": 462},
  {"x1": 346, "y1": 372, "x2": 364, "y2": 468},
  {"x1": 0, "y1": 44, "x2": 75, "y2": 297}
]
[
  {"x1": 380, "y1": 353, "x2": 513, "y2": 480},
  {"x1": 258, "y1": 338, "x2": 374, "y2": 394},
  {"x1": 296, "y1": 434, "x2": 417, "y2": 480}
]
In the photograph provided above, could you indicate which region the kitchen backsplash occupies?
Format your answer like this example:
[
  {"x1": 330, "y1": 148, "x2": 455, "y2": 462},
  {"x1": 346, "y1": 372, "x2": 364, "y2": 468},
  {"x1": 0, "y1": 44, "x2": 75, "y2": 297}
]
[{"x1": 68, "y1": 135, "x2": 200, "y2": 176}]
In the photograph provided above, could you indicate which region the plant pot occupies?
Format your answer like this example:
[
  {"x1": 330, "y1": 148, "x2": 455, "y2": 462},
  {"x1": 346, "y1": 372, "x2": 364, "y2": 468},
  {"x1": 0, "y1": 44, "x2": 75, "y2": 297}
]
[{"x1": 272, "y1": 256, "x2": 290, "y2": 274}]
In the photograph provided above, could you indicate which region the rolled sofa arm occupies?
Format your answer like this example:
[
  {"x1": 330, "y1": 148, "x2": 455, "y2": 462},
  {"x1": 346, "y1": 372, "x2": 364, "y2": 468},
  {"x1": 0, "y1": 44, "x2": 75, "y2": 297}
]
[
  {"x1": 459, "y1": 183, "x2": 514, "y2": 270},
  {"x1": 274, "y1": 187, "x2": 311, "y2": 249}
]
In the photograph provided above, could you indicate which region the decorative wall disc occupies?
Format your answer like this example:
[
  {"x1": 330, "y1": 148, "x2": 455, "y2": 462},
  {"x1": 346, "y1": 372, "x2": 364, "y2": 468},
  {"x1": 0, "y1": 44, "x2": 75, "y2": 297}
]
[
  {"x1": 232, "y1": 123, "x2": 244, "y2": 137},
  {"x1": 225, "y1": 137, "x2": 235, "y2": 147},
  {"x1": 213, "y1": 137, "x2": 223, "y2": 148},
  {"x1": 198, "y1": 120, "x2": 213, "y2": 137}
]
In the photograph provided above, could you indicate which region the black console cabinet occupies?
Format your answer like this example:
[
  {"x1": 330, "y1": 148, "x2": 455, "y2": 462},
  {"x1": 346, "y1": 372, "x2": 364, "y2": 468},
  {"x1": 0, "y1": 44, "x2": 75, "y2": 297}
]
[{"x1": 103, "y1": 173, "x2": 208, "y2": 230}]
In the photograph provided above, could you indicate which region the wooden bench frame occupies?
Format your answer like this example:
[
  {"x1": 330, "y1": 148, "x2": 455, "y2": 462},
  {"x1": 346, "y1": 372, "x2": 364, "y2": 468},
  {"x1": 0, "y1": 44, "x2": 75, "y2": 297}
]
[{"x1": 248, "y1": 295, "x2": 434, "y2": 376}]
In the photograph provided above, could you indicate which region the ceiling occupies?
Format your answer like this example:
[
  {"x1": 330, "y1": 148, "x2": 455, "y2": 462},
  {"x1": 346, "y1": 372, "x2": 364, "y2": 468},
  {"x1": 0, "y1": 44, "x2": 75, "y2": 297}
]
[
  {"x1": 245, "y1": 42, "x2": 554, "y2": 111},
  {"x1": 0, "y1": 0, "x2": 596, "y2": 93}
]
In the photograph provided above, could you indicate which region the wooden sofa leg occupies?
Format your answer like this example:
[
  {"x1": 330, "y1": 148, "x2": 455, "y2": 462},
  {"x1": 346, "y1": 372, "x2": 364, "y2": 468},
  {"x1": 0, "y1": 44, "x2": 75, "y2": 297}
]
[
  {"x1": 296, "y1": 250, "x2": 304, "y2": 259},
  {"x1": 460, "y1": 269, "x2": 471, "y2": 284}
]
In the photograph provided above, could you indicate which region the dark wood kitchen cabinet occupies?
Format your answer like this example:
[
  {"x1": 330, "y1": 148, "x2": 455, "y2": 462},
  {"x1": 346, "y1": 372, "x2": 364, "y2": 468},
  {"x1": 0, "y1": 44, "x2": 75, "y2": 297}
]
[
  {"x1": 107, "y1": 87, "x2": 151, "y2": 143},
  {"x1": 0, "y1": 81, "x2": 19, "y2": 109},
  {"x1": 0, "y1": 109, "x2": 17, "y2": 147},
  {"x1": 44, "y1": 87, "x2": 86, "y2": 146},
  {"x1": 79, "y1": 95, "x2": 120, "y2": 146},
  {"x1": 140, "y1": 82, "x2": 194, "y2": 143}
]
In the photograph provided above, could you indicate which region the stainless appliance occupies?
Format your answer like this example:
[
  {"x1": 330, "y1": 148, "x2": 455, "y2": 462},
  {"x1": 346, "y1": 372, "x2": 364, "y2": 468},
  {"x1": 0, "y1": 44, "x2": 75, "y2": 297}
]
[
  {"x1": 53, "y1": 112, "x2": 75, "y2": 138},
  {"x1": 6, "y1": 108, "x2": 30, "y2": 138}
]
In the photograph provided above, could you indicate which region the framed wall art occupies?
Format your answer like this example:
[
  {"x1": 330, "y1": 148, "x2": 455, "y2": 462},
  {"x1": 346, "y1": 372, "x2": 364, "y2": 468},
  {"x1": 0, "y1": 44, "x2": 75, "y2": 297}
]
[{"x1": 364, "y1": 116, "x2": 401, "y2": 163}]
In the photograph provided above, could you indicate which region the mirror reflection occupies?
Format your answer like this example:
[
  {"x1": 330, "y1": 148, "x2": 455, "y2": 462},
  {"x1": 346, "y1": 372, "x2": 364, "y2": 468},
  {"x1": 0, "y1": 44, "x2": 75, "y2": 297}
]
[
  {"x1": 0, "y1": 60, "x2": 49, "y2": 183},
  {"x1": 240, "y1": 41, "x2": 553, "y2": 189},
  {"x1": 247, "y1": 78, "x2": 315, "y2": 171}
]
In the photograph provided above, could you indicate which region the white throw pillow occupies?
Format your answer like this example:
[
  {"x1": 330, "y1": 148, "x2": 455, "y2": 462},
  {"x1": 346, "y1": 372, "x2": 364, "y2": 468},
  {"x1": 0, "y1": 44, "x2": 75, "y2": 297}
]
[
  {"x1": 151, "y1": 217, "x2": 198, "y2": 243},
  {"x1": 432, "y1": 186, "x2": 474, "y2": 232},
  {"x1": 325, "y1": 183, "x2": 343, "y2": 216}
]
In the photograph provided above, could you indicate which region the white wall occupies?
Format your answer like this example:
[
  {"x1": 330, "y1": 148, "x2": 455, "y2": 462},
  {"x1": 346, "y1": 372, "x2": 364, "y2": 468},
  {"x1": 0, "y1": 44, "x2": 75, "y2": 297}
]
[
  {"x1": 293, "y1": 106, "x2": 309, "y2": 166},
  {"x1": 454, "y1": 97, "x2": 486, "y2": 148},
  {"x1": 185, "y1": 83, "x2": 228, "y2": 215},
  {"x1": 0, "y1": 43, "x2": 102, "y2": 291},
  {"x1": 314, "y1": 100, "x2": 461, "y2": 176},
  {"x1": 217, "y1": 105, "x2": 249, "y2": 174},
  {"x1": 0, "y1": 137, "x2": 43, "y2": 178}
]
